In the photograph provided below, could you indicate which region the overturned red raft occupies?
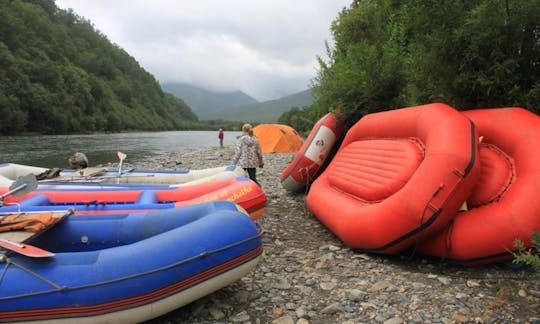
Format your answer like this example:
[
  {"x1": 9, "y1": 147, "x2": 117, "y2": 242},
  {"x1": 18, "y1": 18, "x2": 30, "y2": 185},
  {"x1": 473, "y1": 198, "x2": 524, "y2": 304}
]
[
  {"x1": 306, "y1": 103, "x2": 480, "y2": 254},
  {"x1": 417, "y1": 107, "x2": 540, "y2": 265},
  {"x1": 280, "y1": 112, "x2": 345, "y2": 192}
]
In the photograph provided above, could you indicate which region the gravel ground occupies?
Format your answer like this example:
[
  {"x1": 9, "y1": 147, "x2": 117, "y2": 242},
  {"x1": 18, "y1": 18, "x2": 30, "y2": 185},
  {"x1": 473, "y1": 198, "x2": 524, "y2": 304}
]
[{"x1": 128, "y1": 146, "x2": 540, "y2": 324}]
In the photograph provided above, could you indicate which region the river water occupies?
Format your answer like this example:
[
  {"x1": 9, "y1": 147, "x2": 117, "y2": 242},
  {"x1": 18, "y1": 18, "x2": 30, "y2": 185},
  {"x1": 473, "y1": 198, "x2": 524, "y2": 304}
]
[{"x1": 0, "y1": 131, "x2": 242, "y2": 168}]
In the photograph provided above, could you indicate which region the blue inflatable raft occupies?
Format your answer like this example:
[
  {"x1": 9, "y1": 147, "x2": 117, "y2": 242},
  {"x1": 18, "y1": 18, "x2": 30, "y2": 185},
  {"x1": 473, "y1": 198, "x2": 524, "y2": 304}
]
[{"x1": 0, "y1": 201, "x2": 262, "y2": 323}]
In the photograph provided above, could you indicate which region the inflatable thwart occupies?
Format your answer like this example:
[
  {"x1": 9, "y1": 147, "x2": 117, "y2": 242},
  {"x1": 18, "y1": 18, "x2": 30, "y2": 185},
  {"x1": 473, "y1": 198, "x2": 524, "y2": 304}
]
[
  {"x1": 306, "y1": 103, "x2": 481, "y2": 254},
  {"x1": 417, "y1": 107, "x2": 540, "y2": 265}
]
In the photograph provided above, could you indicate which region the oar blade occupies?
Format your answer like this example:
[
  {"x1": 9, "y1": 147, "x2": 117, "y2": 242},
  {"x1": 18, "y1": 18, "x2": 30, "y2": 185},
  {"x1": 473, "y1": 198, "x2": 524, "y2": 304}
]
[
  {"x1": 11, "y1": 174, "x2": 38, "y2": 194},
  {"x1": 0, "y1": 238, "x2": 54, "y2": 258},
  {"x1": 1, "y1": 174, "x2": 38, "y2": 200},
  {"x1": 117, "y1": 151, "x2": 127, "y2": 161}
]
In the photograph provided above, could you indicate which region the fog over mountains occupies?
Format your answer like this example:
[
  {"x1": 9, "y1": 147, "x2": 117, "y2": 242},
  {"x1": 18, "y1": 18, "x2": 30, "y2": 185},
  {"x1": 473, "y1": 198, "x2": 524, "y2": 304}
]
[{"x1": 161, "y1": 83, "x2": 314, "y2": 122}]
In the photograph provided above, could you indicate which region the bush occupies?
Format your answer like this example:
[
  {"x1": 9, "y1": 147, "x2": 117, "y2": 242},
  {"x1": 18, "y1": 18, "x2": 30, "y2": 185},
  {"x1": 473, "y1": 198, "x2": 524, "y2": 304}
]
[{"x1": 513, "y1": 231, "x2": 540, "y2": 277}]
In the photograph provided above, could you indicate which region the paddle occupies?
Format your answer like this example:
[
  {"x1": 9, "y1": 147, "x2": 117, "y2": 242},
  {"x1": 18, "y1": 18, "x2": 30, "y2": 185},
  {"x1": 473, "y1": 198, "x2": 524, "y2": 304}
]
[
  {"x1": 0, "y1": 209, "x2": 72, "y2": 258},
  {"x1": 117, "y1": 151, "x2": 127, "y2": 184},
  {"x1": 0, "y1": 238, "x2": 54, "y2": 257},
  {"x1": 38, "y1": 172, "x2": 150, "y2": 184},
  {"x1": 0, "y1": 174, "x2": 38, "y2": 204}
]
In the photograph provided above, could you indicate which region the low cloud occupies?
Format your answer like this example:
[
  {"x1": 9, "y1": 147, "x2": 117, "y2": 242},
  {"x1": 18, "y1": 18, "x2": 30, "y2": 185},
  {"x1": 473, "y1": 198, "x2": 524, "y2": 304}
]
[{"x1": 56, "y1": 0, "x2": 350, "y2": 100}]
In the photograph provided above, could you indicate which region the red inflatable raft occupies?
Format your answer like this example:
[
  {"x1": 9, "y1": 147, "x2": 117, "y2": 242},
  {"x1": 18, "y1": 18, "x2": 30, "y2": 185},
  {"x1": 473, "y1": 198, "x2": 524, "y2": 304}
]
[
  {"x1": 280, "y1": 112, "x2": 345, "y2": 191},
  {"x1": 417, "y1": 107, "x2": 540, "y2": 265},
  {"x1": 306, "y1": 103, "x2": 480, "y2": 254}
]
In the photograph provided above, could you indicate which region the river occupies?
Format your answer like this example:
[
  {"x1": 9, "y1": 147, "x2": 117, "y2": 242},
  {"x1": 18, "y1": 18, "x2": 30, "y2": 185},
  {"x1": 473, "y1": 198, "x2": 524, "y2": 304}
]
[{"x1": 0, "y1": 131, "x2": 242, "y2": 168}]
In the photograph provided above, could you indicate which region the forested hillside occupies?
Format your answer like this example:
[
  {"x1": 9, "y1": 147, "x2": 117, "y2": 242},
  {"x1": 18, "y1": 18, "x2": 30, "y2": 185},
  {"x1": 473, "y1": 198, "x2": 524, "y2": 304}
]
[
  {"x1": 162, "y1": 82, "x2": 314, "y2": 123},
  {"x1": 161, "y1": 83, "x2": 258, "y2": 119},
  {"x1": 0, "y1": 0, "x2": 198, "y2": 135},
  {"x1": 280, "y1": 0, "x2": 539, "y2": 132},
  {"x1": 211, "y1": 89, "x2": 314, "y2": 123}
]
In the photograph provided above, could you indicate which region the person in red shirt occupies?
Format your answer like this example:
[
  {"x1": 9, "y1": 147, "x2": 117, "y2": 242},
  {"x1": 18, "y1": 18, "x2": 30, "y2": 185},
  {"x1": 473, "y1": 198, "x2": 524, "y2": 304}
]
[{"x1": 218, "y1": 128, "x2": 224, "y2": 148}]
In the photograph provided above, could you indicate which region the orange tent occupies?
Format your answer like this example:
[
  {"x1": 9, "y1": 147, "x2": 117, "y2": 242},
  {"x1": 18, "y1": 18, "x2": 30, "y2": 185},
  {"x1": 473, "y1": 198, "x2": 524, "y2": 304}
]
[{"x1": 253, "y1": 124, "x2": 304, "y2": 153}]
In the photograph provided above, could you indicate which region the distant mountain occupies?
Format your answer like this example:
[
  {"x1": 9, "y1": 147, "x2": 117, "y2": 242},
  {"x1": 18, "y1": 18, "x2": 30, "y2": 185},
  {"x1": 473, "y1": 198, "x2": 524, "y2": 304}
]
[
  {"x1": 161, "y1": 83, "x2": 258, "y2": 118},
  {"x1": 210, "y1": 89, "x2": 315, "y2": 123},
  {"x1": 162, "y1": 83, "x2": 315, "y2": 123}
]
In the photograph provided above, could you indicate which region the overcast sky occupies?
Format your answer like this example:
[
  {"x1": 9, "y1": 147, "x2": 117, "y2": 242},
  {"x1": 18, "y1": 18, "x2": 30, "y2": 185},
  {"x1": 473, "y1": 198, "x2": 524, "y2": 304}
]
[{"x1": 54, "y1": 0, "x2": 351, "y2": 101}]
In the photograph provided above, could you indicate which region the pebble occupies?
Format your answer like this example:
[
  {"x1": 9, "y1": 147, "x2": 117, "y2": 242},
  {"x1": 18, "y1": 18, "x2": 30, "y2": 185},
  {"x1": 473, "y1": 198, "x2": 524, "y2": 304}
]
[{"x1": 129, "y1": 147, "x2": 540, "y2": 324}]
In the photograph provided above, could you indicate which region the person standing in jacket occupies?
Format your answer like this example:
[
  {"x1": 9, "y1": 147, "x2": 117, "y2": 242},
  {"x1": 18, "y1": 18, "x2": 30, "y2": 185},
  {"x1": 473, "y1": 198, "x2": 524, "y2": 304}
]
[{"x1": 232, "y1": 123, "x2": 264, "y2": 186}]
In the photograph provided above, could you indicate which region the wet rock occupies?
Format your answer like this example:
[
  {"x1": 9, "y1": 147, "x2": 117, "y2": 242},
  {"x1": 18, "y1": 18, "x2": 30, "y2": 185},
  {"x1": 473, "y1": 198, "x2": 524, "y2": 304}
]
[
  {"x1": 348, "y1": 289, "x2": 367, "y2": 302},
  {"x1": 208, "y1": 306, "x2": 225, "y2": 320},
  {"x1": 230, "y1": 310, "x2": 250, "y2": 322},
  {"x1": 272, "y1": 315, "x2": 295, "y2": 324},
  {"x1": 320, "y1": 302, "x2": 343, "y2": 314},
  {"x1": 367, "y1": 281, "x2": 390, "y2": 292}
]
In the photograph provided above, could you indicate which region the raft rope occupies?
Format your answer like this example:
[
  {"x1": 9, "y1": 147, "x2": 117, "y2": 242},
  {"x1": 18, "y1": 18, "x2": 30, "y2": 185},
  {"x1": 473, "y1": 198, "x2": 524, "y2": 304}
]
[
  {"x1": 435, "y1": 144, "x2": 516, "y2": 264},
  {"x1": 299, "y1": 164, "x2": 315, "y2": 184},
  {"x1": 300, "y1": 167, "x2": 311, "y2": 194},
  {"x1": 0, "y1": 257, "x2": 63, "y2": 296},
  {"x1": 0, "y1": 230, "x2": 263, "y2": 302},
  {"x1": 409, "y1": 167, "x2": 467, "y2": 257},
  {"x1": 297, "y1": 162, "x2": 322, "y2": 219}
]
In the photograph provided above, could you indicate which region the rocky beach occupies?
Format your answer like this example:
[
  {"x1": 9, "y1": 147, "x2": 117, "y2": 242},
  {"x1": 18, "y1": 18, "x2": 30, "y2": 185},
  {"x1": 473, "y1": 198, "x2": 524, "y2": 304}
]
[{"x1": 131, "y1": 146, "x2": 540, "y2": 324}]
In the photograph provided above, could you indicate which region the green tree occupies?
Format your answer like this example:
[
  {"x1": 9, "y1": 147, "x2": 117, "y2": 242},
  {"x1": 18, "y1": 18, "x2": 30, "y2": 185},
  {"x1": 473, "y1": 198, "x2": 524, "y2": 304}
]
[
  {"x1": 278, "y1": 106, "x2": 315, "y2": 136},
  {"x1": 0, "y1": 0, "x2": 204, "y2": 135},
  {"x1": 303, "y1": 0, "x2": 540, "y2": 130}
]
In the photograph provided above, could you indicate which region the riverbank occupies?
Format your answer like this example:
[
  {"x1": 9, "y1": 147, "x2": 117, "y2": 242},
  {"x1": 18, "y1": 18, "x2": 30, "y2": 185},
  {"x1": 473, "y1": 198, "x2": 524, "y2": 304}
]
[{"x1": 130, "y1": 146, "x2": 539, "y2": 324}]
